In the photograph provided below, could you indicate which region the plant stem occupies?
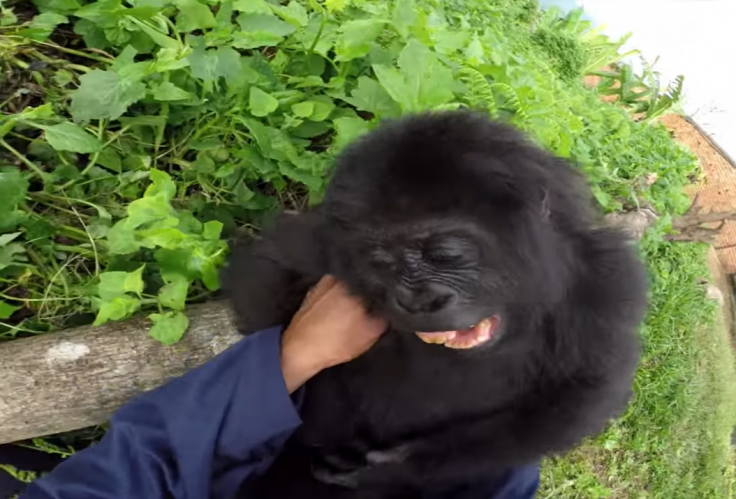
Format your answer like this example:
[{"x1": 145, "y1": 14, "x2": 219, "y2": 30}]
[
  {"x1": 32, "y1": 41, "x2": 114, "y2": 64},
  {"x1": 0, "y1": 139, "x2": 45, "y2": 177}
]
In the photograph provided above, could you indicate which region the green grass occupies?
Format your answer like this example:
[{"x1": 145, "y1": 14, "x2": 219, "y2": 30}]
[
  {"x1": 541, "y1": 241, "x2": 736, "y2": 498},
  {"x1": 0, "y1": 0, "x2": 734, "y2": 494}
]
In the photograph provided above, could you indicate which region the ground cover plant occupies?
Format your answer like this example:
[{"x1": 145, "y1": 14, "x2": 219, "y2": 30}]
[{"x1": 0, "y1": 0, "x2": 734, "y2": 496}]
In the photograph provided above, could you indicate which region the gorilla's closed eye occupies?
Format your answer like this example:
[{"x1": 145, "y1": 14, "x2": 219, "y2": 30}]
[{"x1": 422, "y1": 238, "x2": 477, "y2": 265}]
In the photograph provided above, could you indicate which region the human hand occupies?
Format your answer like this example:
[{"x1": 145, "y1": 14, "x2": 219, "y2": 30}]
[{"x1": 280, "y1": 275, "x2": 387, "y2": 393}]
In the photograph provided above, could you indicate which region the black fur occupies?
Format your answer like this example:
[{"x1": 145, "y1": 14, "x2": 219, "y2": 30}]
[{"x1": 226, "y1": 111, "x2": 646, "y2": 498}]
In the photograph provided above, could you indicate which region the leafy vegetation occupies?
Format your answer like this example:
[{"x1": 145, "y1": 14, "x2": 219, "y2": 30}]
[{"x1": 0, "y1": 0, "x2": 734, "y2": 496}]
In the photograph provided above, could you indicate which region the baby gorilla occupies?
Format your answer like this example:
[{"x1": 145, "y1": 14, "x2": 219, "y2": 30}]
[{"x1": 228, "y1": 111, "x2": 647, "y2": 498}]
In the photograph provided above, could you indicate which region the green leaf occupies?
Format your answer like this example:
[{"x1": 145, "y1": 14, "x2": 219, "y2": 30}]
[
  {"x1": 18, "y1": 12, "x2": 67, "y2": 41},
  {"x1": 174, "y1": 0, "x2": 216, "y2": 32},
  {"x1": 148, "y1": 311, "x2": 189, "y2": 345},
  {"x1": 333, "y1": 117, "x2": 371, "y2": 150},
  {"x1": 336, "y1": 19, "x2": 385, "y2": 61},
  {"x1": 271, "y1": 1, "x2": 308, "y2": 27},
  {"x1": 292, "y1": 101, "x2": 314, "y2": 118},
  {"x1": 40, "y1": 122, "x2": 102, "y2": 153},
  {"x1": 202, "y1": 220, "x2": 223, "y2": 240},
  {"x1": 0, "y1": 170, "x2": 29, "y2": 211},
  {"x1": 232, "y1": 0, "x2": 271, "y2": 13},
  {"x1": 70, "y1": 70, "x2": 146, "y2": 122},
  {"x1": 372, "y1": 40, "x2": 454, "y2": 112},
  {"x1": 0, "y1": 301, "x2": 20, "y2": 320},
  {"x1": 94, "y1": 295, "x2": 141, "y2": 325},
  {"x1": 107, "y1": 220, "x2": 139, "y2": 255},
  {"x1": 33, "y1": 0, "x2": 82, "y2": 15},
  {"x1": 74, "y1": 0, "x2": 124, "y2": 29},
  {"x1": 233, "y1": 13, "x2": 294, "y2": 48},
  {"x1": 0, "y1": 243, "x2": 25, "y2": 272},
  {"x1": 158, "y1": 274, "x2": 190, "y2": 311},
  {"x1": 391, "y1": 0, "x2": 415, "y2": 39},
  {"x1": 97, "y1": 265, "x2": 145, "y2": 301},
  {"x1": 0, "y1": 232, "x2": 21, "y2": 246},
  {"x1": 146, "y1": 169, "x2": 177, "y2": 201},
  {"x1": 345, "y1": 76, "x2": 400, "y2": 118},
  {"x1": 249, "y1": 87, "x2": 279, "y2": 117},
  {"x1": 96, "y1": 147, "x2": 122, "y2": 172},
  {"x1": 465, "y1": 35, "x2": 485, "y2": 65},
  {"x1": 151, "y1": 81, "x2": 193, "y2": 101},
  {"x1": 308, "y1": 98, "x2": 335, "y2": 121}
]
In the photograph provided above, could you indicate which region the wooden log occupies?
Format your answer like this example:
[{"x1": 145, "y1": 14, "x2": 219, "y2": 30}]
[{"x1": 0, "y1": 301, "x2": 240, "y2": 445}]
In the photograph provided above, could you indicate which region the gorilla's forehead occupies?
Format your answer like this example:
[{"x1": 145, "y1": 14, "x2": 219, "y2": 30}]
[{"x1": 344, "y1": 218, "x2": 497, "y2": 246}]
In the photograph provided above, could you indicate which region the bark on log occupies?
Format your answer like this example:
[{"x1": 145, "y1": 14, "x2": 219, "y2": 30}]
[{"x1": 0, "y1": 301, "x2": 240, "y2": 445}]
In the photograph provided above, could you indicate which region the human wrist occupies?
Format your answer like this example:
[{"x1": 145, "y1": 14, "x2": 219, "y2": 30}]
[{"x1": 280, "y1": 342, "x2": 324, "y2": 393}]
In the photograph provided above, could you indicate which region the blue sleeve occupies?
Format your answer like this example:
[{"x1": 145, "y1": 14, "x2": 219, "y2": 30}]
[{"x1": 22, "y1": 326, "x2": 302, "y2": 499}]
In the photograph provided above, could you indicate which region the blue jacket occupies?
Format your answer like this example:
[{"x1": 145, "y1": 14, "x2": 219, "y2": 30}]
[{"x1": 21, "y1": 327, "x2": 539, "y2": 499}]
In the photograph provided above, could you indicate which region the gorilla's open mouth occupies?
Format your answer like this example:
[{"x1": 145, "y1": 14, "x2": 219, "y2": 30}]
[{"x1": 415, "y1": 315, "x2": 502, "y2": 349}]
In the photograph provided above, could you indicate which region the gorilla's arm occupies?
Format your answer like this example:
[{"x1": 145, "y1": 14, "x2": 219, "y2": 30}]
[{"x1": 224, "y1": 212, "x2": 325, "y2": 334}]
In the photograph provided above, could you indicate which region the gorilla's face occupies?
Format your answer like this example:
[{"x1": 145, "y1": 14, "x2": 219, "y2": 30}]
[
  {"x1": 325, "y1": 218, "x2": 537, "y2": 349},
  {"x1": 320, "y1": 111, "x2": 580, "y2": 349}
]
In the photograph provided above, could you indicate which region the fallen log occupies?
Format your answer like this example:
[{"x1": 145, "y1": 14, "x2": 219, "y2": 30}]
[{"x1": 0, "y1": 301, "x2": 240, "y2": 445}]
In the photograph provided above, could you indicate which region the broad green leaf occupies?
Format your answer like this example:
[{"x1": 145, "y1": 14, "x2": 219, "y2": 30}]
[
  {"x1": 336, "y1": 19, "x2": 385, "y2": 61},
  {"x1": 232, "y1": 0, "x2": 270, "y2": 13},
  {"x1": 373, "y1": 40, "x2": 454, "y2": 112},
  {"x1": 40, "y1": 122, "x2": 102, "y2": 153},
  {"x1": 324, "y1": 0, "x2": 345, "y2": 12},
  {"x1": 70, "y1": 70, "x2": 146, "y2": 122},
  {"x1": 137, "y1": 227, "x2": 187, "y2": 249},
  {"x1": 249, "y1": 87, "x2": 279, "y2": 117},
  {"x1": 33, "y1": 0, "x2": 82, "y2": 15},
  {"x1": 215, "y1": 46, "x2": 244, "y2": 85},
  {"x1": 398, "y1": 39, "x2": 454, "y2": 108},
  {"x1": 151, "y1": 81, "x2": 193, "y2": 101},
  {"x1": 234, "y1": 13, "x2": 294, "y2": 48},
  {"x1": 107, "y1": 220, "x2": 139, "y2": 254},
  {"x1": 146, "y1": 169, "x2": 177, "y2": 201},
  {"x1": 0, "y1": 232, "x2": 21, "y2": 246},
  {"x1": 18, "y1": 12, "x2": 67, "y2": 41},
  {"x1": 345, "y1": 76, "x2": 400, "y2": 118},
  {"x1": 0, "y1": 170, "x2": 29, "y2": 211},
  {"x1": 0, "y1": 6, "x2": 17, "y2": 26},
  {"x1": 188, "y1": 44, "x2": 219, "y2": 89},
  {"x1": 391, "y1": 0, "x2": 415, "y2": 39},
  {"x1": 0, "y1": 301, "x2": 20, "y2": 320},
  {"x1": 0, "y1": 170, "x2": 29, "y2": 233},
  {"x1": 74, "y1": 18, "x2": 109, "y2": 49},
  {"x1": 174, "y1": 0, "x2": 216, "y2": 32},
  {"x1": 148, "y1": 311, "x2": 189, "y2": 345},
  {"x1": 94, "y1": 295, "x2": 141, "y2": 325},
  {"x1": 271, "y1": 1, "x2": 308, "y2": 27},
  {"x1": 372, "y1": 64, "x2": 412, "y2": 109},
  {"x1": 465, "y1": 35, "x2": 485, "y2": 66},
  {"x1": 0, "y1": 243, "x2": 25, "y2": 271},
  {"x1": 97, "y1": 265, "x2": 145, "y2": 301},
  {"x1": 74, "y1": 0, "x2": 124, "y2": 29},
  {"x1": 292, "y1": 101, "x2": 314, "y2": 118},
  {"x1": 96, "y1": 147, "x2": 122, "y2": 172},
  {"x1": 308, "y1": 98, "x2": 335, "y2": 121},
  {"x1": 333, "y1": 117, "x2": 371, "y2": 151},
  {"x1": 202, "y1": 220, "x2": 223, "y2": 240},
  {"x1": 158, "y1": 274, "x2": 190, "y2": 311}
]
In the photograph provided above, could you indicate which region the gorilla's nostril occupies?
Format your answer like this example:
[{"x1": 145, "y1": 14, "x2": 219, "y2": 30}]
[
  {"x1": 428, "y1": 294, "x2": 453, "y2": 312},
  {"x1": 396, "y1": 296, "x2": 421, "y2": 314},
  {"x1": 395, "y1": 293, "x2": 454, "y2": 314}
]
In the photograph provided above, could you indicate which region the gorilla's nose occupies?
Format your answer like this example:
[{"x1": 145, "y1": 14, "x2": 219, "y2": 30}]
[{"x1": 394, "y1": 285, "x2": 456, "y2": 314}]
